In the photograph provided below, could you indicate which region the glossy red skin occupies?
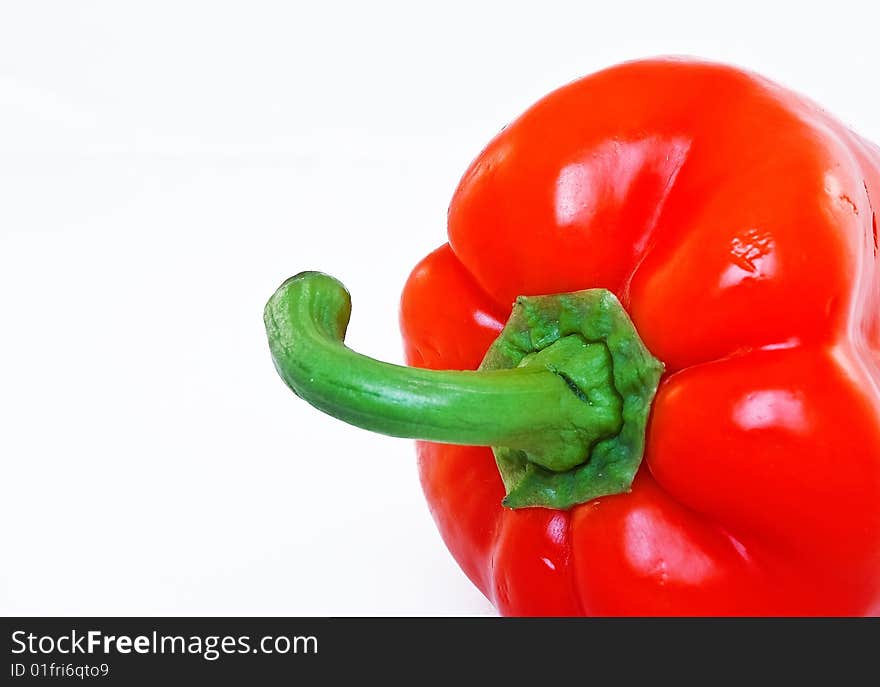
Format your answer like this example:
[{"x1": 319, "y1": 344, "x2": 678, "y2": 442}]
[{"x1": 399, "y1": 59, "x2": 880, "y2": 616}]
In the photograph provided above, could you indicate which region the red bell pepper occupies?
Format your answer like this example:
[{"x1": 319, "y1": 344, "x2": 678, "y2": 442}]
[{"x1": 265, "y1": 58, "x2": 880, "y2": 615}]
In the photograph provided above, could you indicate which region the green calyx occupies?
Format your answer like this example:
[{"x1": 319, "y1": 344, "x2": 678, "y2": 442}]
[
  {"x1": 480, "y1": 290, "x2": 664, "y2": 508},
  {"x1": 264, "y1": 271, "x2": 663, "y2": 510}
]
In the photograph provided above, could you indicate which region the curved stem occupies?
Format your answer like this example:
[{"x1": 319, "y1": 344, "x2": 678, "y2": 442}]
[{"x1": 263, "y1": 272, "x2": 620, "y2": 467}]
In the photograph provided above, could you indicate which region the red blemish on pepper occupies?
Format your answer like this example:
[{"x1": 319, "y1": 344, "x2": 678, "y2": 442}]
[
  {"x1": 864, "y1": 181, "x2": 878, "y2": 258},
  {"x1": 873, "y1": 212, "x2": 878, "y2": 257},
  {"x1": 838, "y1": 194, "x2": 859, "y2": 216}
]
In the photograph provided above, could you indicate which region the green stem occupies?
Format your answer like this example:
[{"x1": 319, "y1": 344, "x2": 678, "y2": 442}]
[{"x1": 264, "y1": 271, "x2": 664, "y2": 510}]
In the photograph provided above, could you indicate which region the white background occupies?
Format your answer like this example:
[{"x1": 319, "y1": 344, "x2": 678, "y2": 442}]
[{"x1": 2, "y1": 1, "x2": 879, "y2": 615}]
